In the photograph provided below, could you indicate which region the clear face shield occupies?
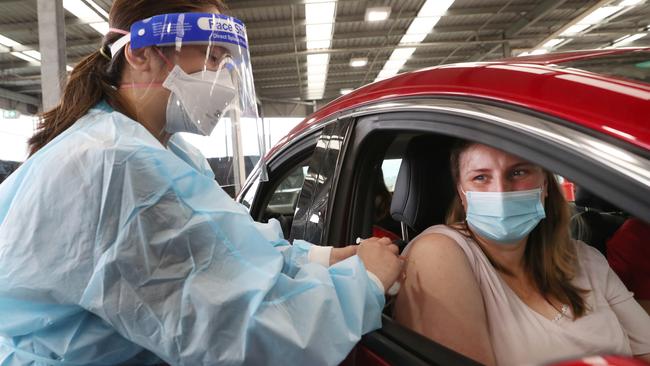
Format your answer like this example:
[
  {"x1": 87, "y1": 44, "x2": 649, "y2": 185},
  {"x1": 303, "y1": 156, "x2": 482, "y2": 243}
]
[{"x1": 110, "y1": 13, "x2": 268, "y2": 193}]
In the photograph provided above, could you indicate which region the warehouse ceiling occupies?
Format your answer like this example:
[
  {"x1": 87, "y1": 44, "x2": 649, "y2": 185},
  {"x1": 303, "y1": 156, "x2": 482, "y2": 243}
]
[{"x1": 0, "y1": 0, "x2": 649, "y2": 112}]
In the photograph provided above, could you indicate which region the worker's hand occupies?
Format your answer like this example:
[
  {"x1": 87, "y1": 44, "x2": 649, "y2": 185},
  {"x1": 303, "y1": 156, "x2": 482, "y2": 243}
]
[
  {"x1": 329, "y1": 245, "x2": 358, "y2": 266},
  {"x1": 357, "y1": 237, "x2": 403, "y2": 293}
]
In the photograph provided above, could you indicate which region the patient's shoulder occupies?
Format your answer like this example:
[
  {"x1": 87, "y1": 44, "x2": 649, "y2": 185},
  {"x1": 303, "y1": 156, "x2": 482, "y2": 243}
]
[
  {"x1": 404, "y1": 227, "x2": 476, "y2": 281},
  {"x1": 405, "y1": 224, "x2": 475, "y2": 263}
]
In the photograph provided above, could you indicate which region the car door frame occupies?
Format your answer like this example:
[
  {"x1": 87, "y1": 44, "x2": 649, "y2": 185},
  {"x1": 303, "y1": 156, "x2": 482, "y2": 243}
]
[{"x1": 238, "y1": 128, "x2": 321, "y2": 223}]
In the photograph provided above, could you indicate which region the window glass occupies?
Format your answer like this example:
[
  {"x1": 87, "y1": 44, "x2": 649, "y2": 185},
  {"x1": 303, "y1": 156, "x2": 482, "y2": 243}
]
[
  {"x1": 381, "y1": 158, "x2": 402, "y2": 193},
  {"x1": 266, "y1": 166, "x2": 308, "y2": 215},
  {"x1": 263, "y1": 164, "x2": 309, "y2": 238}
]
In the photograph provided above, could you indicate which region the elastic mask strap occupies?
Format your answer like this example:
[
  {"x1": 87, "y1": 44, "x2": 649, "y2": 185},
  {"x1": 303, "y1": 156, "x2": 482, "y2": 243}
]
[
  {"x1": 117, "y1": 48, "x2": 175, "y2": 90},
  {"x1": 119, "y1": 82, "x2": 165, "y2": 89},
  {"x1": 154, "y1": 48, "x2": 175, "y2": 71}
]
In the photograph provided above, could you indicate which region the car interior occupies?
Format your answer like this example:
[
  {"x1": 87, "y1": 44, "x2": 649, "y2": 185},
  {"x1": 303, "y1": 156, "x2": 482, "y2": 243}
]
[{"x1": 353, "y1": 133, "x2": 635, "y2": 257}]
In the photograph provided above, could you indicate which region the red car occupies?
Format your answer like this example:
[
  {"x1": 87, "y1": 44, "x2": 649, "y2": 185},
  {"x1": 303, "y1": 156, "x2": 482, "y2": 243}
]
[{"x1": 238, "y1": 48, "x2": 650, "y2": 365}]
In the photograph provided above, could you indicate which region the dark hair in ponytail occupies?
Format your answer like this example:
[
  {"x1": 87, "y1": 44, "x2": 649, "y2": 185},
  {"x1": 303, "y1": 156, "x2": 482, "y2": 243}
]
[{"x1": 28, "y1": 0, "x2": 228, "y2": 156}]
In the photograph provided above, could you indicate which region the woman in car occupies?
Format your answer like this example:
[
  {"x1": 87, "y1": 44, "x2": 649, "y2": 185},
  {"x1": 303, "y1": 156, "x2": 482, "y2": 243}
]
[{"x1": 393, "y1": 140, "x2": 650, "y2": 366}]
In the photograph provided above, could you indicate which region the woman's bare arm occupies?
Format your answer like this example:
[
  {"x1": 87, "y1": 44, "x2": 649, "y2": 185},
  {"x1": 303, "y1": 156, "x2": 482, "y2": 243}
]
[{"x1": 394, "y1": 233, "x2": 496, "y2": 366}]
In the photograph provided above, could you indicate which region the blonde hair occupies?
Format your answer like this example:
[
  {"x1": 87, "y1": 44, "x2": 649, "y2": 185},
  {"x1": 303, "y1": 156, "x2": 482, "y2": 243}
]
[{"x1": 447, "y1": 140, "x2": 588, "y2": 318}]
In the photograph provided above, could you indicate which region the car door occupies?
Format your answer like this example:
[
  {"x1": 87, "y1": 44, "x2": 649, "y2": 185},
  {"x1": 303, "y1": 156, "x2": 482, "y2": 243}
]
[
  {"x1": 239, "y1": 117, "x2": 353, "y2": 244},
  {"x1": 326, "y1": 97, "x2": 650, "y2": 366}
]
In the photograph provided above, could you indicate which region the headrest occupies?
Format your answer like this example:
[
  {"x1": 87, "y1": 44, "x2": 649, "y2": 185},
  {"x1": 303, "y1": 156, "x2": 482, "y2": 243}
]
[
  {"x1": 574, "y1": 187, "x2": 620, "y2": 212},
  {"x1": 390, "y1": 136, "x2": 456, "y2": 233}
]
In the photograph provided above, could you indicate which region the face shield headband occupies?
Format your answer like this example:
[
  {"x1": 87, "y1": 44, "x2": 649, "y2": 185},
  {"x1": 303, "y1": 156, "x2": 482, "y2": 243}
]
[
  {"x1": 109, "y1": 13, "x2": 248, "y2": 62},
  {"x1": 108, "y1": 13, "x2": 250, "y2": 136}
]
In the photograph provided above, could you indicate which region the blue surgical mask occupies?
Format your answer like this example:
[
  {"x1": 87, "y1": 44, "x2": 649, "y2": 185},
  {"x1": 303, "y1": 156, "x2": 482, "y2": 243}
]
[{"x1": 463, "y1": 188, "x2": 546, "y2": 244}]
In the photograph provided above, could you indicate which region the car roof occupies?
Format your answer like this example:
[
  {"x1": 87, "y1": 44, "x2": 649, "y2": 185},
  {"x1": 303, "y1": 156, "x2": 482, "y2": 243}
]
[{"x1": 273, "y1": 48, "x2": 650, "y2": 155}]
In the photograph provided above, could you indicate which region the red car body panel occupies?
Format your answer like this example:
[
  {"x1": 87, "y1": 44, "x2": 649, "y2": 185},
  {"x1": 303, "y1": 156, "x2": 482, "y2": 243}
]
[
  {"x1": 550, "y1": 355, "x2": 650, "y2": 366},
  {"x1": 269, "y1": 48, "x2": 650, "y2": 157}
]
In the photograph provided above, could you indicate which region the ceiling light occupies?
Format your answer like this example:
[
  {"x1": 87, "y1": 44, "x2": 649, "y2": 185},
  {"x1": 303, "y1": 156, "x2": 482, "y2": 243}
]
[
  {"x1": 389, "y1": 47, "x2": 416, "y2": 61},
  {"x1": 0, "y1": 34, "x2": 21, "y2": 48},
  {"x1": 542, "y1": 38, "x2": 564, "y2": 49},
  {"x1": 350, "y1": 57, "x2": 368, "y2": 67},
  {"x1": 305, "y1": 1, "x2": 337, "y2": 100},
  {"x1": 340, "y1": 88, "x2": 353, "y2": 95},
  {"x1": 85, "y1": 0, "x2": 109, "y2": 18},
  {"x1": 610, "y1": 32, "x2": 648, "y2": 47},
  {"x1": 22, "y1": 50, "x2": 42, "y2": 61},
  {"x1": 10, "y1": 52, "x2": 40, "y2": 63},
  {"x1": 401, "y1": 17, "x2": 440, "y2": 44},
  {"x1": 560, "y1": 23, "x2": 591, "y2": 36},
  {"x1": 619, "y1": 0, "x2": 645, "y2": 6},
  {"x1": 581, "y1": 6, "x2": 622, "y2": 25},
  {"x1": 306, "y1": 23, "x2": 334, "y2": 50},
  {"x1": 527, "y1": 3, "x2": 630, "y2": 57},
  {"x1": 375, "y1": 0, "x2": 455, "y2": 82},
  {"x1": 529, "y1": 49, "x2": 549, "y2": 55},
  {"x1": 307, "y1": 53, "x2": 330, "y2": 100},
  {"x1": 63, "y1": 0, "x2": 107, "y2": 35},
  {"x1": 365, "y1": 6, "x2": 391, "y2": 22}
]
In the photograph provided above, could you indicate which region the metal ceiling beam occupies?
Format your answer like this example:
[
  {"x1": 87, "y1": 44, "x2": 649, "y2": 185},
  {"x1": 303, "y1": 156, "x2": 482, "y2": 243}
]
[
  {"x1": 0, "y1": 17, "x2": 87, "y2": 34},
  {"x1": 250, "y1": 30, "x2": 554, "y2": 51},
  {"x1": 228, "y1": 0, "x2": 585, "y2": 13},
  {"x1": 251, "y1": 37, "x2": 538, "y2": 62},
  {"x1": 505, "y1": 0, "x2": 568, "y2": 38},
  {"x1": 0, "y1": 86, "x2": 40, "y2": 107},
  {"x1": 252, "y1": 55, "x2": 472, "y2": 74},
  {"x1": 0, "y1": 38, "x2": 100, "y2": 54},
  {"x1": 247, "y1": 17, "x2": 573, "y2": 37},
  {"x1": 227, "y1": 0, "x2": 359, "y2": 10},
  {"x1": 470, "y1": 0, "x2": 568, "y2": 62},
  {"x1": 5, "y1": 17, "x2": 633, "y2": 57}
]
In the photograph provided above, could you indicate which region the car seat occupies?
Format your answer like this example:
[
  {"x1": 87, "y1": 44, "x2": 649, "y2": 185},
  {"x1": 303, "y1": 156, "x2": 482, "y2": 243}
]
[
  {"x1": 389, "y1": 135, "x2": 456, "y2": 245},
  {"x1": 571, "y1": 188, "x2": 626, "y2": 256}
]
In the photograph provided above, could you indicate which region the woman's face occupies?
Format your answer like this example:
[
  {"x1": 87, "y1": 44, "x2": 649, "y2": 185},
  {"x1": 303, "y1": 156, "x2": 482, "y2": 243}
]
[{"x1": 457, "y1": 144, "x2": 547, "y2": 205}]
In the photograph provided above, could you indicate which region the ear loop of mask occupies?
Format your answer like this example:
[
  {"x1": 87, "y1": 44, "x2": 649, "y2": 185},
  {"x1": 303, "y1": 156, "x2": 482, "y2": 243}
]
[{"x1": 118, "y1": 47, "x2": 174, "y2": 89}]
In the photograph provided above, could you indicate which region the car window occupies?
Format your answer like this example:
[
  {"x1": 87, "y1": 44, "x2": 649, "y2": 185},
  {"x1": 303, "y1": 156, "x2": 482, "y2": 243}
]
[
  {"x1": 291, "y1": 118, "x2": 354, "y2": 244},
  {"x1": 258, "y1": 162, "x2": 310, "y2": 239},
  {"x1": 266, "y1": 165, "x2": 308, "y2": 216}
]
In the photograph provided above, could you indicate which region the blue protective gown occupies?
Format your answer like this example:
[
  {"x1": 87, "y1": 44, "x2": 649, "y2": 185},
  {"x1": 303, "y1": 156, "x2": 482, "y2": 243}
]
[{"x1": 0, "y1": 102, "x2": 384, "y2": 366}]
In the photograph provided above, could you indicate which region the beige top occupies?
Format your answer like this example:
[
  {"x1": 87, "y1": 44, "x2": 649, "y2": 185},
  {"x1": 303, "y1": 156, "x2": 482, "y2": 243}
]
[{"x1": 405, "y1": 225, "x2": 650, "y2": 366}]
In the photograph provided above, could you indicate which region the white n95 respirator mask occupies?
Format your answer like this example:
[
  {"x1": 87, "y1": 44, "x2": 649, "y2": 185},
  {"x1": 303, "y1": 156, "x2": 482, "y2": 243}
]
[{"x1": 163, "y1": 65, "x2": 237, "y2": 136}]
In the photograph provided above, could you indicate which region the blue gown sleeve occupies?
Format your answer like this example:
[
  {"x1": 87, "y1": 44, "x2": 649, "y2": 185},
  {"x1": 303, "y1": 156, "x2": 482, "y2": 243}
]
[
  {"x1": 252, "y1": 219, "x2": 322, "y2": 276},
  {"x1": 170, "y1": 133, "x2": 318, "y2": 277},
  {"x1": 79, "y1": 146, "x2": 385, "y2": 366}
]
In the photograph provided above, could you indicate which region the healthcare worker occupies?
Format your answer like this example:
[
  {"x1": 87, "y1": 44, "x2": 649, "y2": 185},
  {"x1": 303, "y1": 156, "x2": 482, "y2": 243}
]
[{"x1": 0, "y1": 1, "x2": 403, "y2": 365}]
